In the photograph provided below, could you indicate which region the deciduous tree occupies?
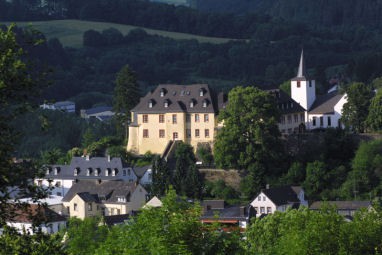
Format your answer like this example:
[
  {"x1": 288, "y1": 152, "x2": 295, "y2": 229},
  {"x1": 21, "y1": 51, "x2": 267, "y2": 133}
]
[
  {"x1": 213, "y1": 86, "x2": 285, "y2": 196},
  {"x1": 342, "y1": 82, "x2": 373, "y2": 133}
]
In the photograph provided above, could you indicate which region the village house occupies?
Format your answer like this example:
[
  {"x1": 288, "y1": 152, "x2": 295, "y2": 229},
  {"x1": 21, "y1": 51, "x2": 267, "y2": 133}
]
[
  {"x1": 62, "y1": 180, "x2": 148, "y2": 219},
  {"x1": 310, "y1": 200, "x2": 373, "y2": 219},
  {"x1": 35, "y1": 156, "x2": 138, "y2": 198},
  {"x1": 250, "y1": 186, "x2": 308, "y2": 217},
  {"x1": 80, "y1": 106, "x2": 115, "y2": 121},
  {"x1": 200, "y1": 200, "x2": 256, "y2": 231},
  {"x1": 6, "y1": 204, "x2": 67, "y2": 235}
]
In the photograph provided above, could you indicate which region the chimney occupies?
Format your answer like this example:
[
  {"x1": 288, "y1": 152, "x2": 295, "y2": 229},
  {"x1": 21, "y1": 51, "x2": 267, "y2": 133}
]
[
  {"x1": 86, "y1": 155, "x2": 90, "y2": 161},
  {"x1": 239, "y1": 206, "x2": 246, "y2": 217},
  {"x1": 266, "y1": 184, "x2": 270, "y2": 189}
]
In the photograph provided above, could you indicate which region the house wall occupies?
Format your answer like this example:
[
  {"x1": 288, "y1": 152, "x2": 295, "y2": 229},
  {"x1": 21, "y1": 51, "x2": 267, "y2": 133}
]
[
  {"x1": 128, "y1": 185, "x2": 148, "y2": 211},
  {"x1": 7, "y1": 221, "x2": 66, "y2": 234},
  {"x1": 139, "y1": 169, "x2": 152, "y2": 186},
  {"x1": 278, "y1": 111, "x2": 305, "y2": 134},
  {"x1": 250, "y1": 192, "x2": 277, "y2": 217},
  {"x1": 64, "y1": 194, "x2": 99, "y2": 219},
  {"x1": 103, "y1": 203, "x2": 128, "y2": 216},
  {"x1": 35, "y1": 178, "x2": 73, "y2": 197},
  {"x1": 127, "y1": 112, "x2": 216, "y2": 155}
]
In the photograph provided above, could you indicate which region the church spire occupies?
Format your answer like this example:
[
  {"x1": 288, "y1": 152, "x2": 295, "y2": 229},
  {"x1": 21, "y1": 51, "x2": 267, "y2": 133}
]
[{"x1": 297, "y1": 49, "x2": 306, "y2": 78}]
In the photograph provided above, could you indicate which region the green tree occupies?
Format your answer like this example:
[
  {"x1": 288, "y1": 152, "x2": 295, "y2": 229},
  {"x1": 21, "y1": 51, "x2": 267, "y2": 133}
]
[
  {"x1": 95, "y1": 187, "x2": 206, "y2": 255},
  {"x1": 214, "y1": 86, "x2": 284, "y2": 197},
  {"x1": 196, "y1": 143, "x2": 213, "y2": 167},
  {"x1": 366, "y1": 89, "x2": 382, "y2": 131},
  {"x1": 151, "y1": 155, "x2": 171, "y2": 197},
  {"x1": 245, "y1": 207, "x2": 344, "y2": 255},
  {"x1": 0, "y1": 226, "x2": 66, "y2": 255},
  {"x1": 303, "y1": 160, "x2": 328, "y2": 200},
  {"x1": 341, "y1": 139, "x2": 382, "y2": 199},
  {"x1": 66, "y1": 217, "x2": 108, "y2": 255},
  {"x1": 279, "y1": 80, "x2": 291, "y2": 96},
  {"x1": 113, "y1": 65, "x2": 140, "y2": 140},
  {"x1": 342, "y1": 82, "x2": 373, "y2": 133},
  {"x1": 0, "y1": 24, "x2": 48, "y2": 225},
  {"x1": 173, "y1": 142, "x2": 202, "y2": 198}
]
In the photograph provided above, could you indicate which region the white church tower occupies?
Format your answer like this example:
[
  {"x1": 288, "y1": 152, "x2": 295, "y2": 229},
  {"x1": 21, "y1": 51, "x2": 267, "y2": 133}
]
[{"x1": 291, "y1": 50, "x2": 316, "y2": 110}]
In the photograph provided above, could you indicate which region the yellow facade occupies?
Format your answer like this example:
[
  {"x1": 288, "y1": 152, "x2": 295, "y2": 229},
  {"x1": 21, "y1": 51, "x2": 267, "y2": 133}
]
[{"x1": 127, "y1": 112, "x2": 217, "y2": 155}]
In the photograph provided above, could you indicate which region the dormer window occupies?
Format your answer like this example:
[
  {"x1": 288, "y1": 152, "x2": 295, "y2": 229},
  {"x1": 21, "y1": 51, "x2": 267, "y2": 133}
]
[
  {"x1": 117, "y1": 196, "x2": 126, "y2": 203},
  {"x1": 112, "y1": 168, "x2": 117, "y2": 176},
  {"x1": 202, "y1": 99, "x2": 209, "y2": 108},
  {"x1": 123, "y1": 170, "x2": 126, "y2": 176},
  {"x1": 46, "y1": 168, "x2": 51, "y2": 175},
  {"x1": 199, "y1": 88, "x2": 205, "y2": 97},
  {"x1": 105, "y1": 168, "x2": 110, "y2": 176},
  {"x1": 95, "y1": 168, "x2": 100, "y2": 177},
  {"x1": 54, "y1": 167, "x2": 59, "y2": 175},
  {"x1": 74, "y1": 168, "x2": 79, "y2": 176},
  {"x1": 87, "y1": 168, "x2": 92, "y2": 176},
  {"x1": 148, "y1": 99, "x2": 155, "y2": 108},
  {"x1": 189, "y1": 99, "x2": 195, "y2": 108},
  {"x1": 160, "y1": 88, "x2": 167, "y2": 97},
  {"x1": 164, "y1": 99, "x2": 170, "y2": 108}
]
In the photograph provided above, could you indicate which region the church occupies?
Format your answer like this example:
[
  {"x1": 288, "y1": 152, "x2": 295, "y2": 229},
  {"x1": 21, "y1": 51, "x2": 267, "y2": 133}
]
[{"x1": 275, "y1": 50, "x2": 347, "y2": 134}]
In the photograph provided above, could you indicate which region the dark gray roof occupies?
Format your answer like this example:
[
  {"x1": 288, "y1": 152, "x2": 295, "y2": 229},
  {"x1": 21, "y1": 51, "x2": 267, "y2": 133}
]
[
  {"x1": 133, "y1": 165, "x2": 151, "y2": 178},
  {"x1": 201, "y1": 205, "x2": 255, "y2": 221},
  {"x1": 309, "y1": 91, "x2": 344, "y2": 114},
  {"x1": 62, "y1": 180, "x2": 142, "y2": 204},
  {"x1": 267, "y1": 89, "x2": 305, "y2": 114},
  {"x1": 103, "y1": 213, "x2": 134, "y2": 226},
  {"x1": 77, "y1": 192, "x2": 97, "y2": 202},
  {"x1": 44, "y1": 157, "x2": 131, "y2": 180},
  {"x1": 261, "y1": 186, "x2": 300, "y2": 206},
  {"x1": 130, "y1": 84, "x2": 221, "y2": 115},
  {"x1": 310, "y1": 201, "x2": 372, "y2": 210},
  {"x1": 84, "y1": 106, "x2": 113, "y2": 115},
  {"x1": 202, "y1": 200, "x2": 225, "y2": 210}
]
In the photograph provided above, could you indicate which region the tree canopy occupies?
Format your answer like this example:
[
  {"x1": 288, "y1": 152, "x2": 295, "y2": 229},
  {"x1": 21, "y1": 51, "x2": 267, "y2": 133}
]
[
  {"x1": 214, "y1": 86, "x2": 285, "y2": 196},
  {"x1": 342, "y1": 82, "x2": 373, "y2": 133}
]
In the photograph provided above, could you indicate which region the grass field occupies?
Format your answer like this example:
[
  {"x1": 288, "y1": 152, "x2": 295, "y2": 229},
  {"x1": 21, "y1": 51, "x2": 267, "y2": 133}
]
[{"x1": 3, "y1": 19, "x2": 240, "y2": 48}]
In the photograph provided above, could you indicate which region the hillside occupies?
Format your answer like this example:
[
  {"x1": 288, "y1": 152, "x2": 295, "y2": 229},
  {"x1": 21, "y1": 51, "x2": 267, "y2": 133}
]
[
  {"x1": 6, "y1": 19, "x2": 240, "y2": 48},
  {"x1": 196, "y1": 0, "x2": 382, "y2": 31}
]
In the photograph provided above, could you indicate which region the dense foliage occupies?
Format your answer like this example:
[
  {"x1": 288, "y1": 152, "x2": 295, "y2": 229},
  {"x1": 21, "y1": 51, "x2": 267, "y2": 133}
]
[
  {"x1": 214, "y1": 86, "x2": 285, "y2": 197},
  {"x1": 245, "y1": 205, "x2": 382, "y2": 255}
]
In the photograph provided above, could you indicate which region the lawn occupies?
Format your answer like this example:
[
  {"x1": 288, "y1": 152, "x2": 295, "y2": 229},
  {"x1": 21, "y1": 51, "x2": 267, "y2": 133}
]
[{"x1": 4, "y1": 19, "x2": 241, "y2": 48}]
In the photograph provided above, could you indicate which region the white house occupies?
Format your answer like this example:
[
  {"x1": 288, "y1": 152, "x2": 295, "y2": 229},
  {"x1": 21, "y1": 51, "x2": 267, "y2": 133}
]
[
  {"x1": 40, "y1": 101, "x2": 75, "y2": 113},
  {"x1": 80, "y1": 106, "x2": 115, "y2": 121},
  {"x1": 290, "y1": 50, "x2": 347, "y2": 131},
  {"x1": 35, "y1": 156, "x2": 138, "y2": 198},
  {"x1": 6, "y1": 204, "x2": 67, "y2": 235},
  {"x1": 250, "y1": 186, "x2": 308, "y2": 217}
]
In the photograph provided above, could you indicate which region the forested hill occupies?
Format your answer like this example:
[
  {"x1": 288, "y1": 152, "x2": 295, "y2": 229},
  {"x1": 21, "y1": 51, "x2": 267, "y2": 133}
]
[{"x1": 196, "y1": 0, "x2": 382, "y2": 31}]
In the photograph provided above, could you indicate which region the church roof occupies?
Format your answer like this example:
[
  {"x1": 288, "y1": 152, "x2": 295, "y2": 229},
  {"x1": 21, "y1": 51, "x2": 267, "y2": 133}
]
[
  {"x1": 291, "y1": 50, "x2": 308, "y2": 81},
  {"x1": 309, "y1": 91, "x2": 344, "y2": 114}
]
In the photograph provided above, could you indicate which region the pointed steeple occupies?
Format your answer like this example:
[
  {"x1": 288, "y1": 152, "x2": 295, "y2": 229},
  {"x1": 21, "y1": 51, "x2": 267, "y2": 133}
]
[{"x1": 297, "y1": 49, "x2": 306, "y2": 78}]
